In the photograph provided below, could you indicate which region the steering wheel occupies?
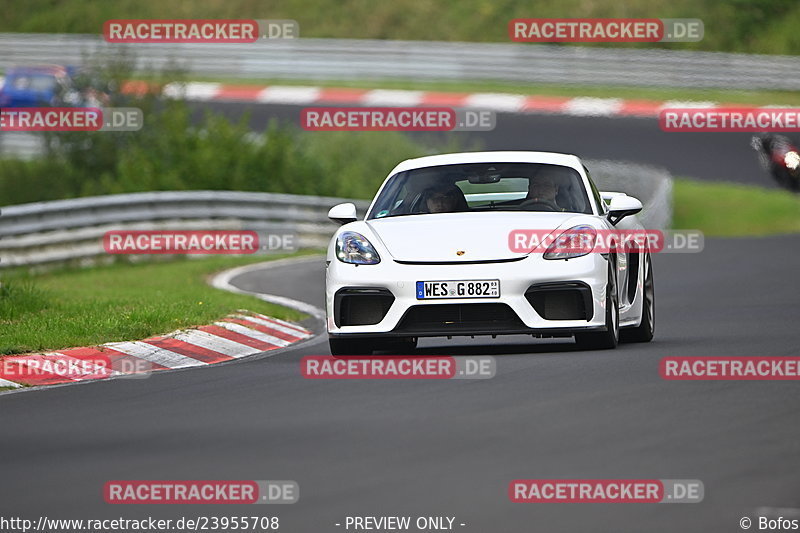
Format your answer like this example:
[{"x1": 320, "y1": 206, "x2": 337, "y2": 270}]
[{"x1": 519, "y1": 199, "x2": 560, "y2": 212}]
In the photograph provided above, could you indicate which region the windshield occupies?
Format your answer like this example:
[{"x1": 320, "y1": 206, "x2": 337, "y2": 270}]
[
  {"x1": 367, "y1": 162, "x2": 592, "y2": 219},
  {"x1": 8, "y1": 73, "x2": 59, "y2": 92}
]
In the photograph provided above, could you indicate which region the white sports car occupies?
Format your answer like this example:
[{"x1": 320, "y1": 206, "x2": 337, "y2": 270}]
[{"x1": 325, "y1": 151, "x2": 655, "y2": 355}]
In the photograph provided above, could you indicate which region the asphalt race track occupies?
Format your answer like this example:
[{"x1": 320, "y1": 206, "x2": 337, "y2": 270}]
[
  {"x1": 1, "y1": 108, "x2": 798, "y2": 532},
  {"x1": 198, "y1": 102, "x2": 775, "y2": 187}
]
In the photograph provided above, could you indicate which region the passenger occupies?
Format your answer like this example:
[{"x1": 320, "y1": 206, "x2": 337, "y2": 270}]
[{"x1": 522, "y1": 176, "x2": 563, "y2": 211}]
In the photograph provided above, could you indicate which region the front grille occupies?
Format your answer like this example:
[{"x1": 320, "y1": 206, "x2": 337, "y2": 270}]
[
  {"x1": 334, "y1": 288, "x2": 395, "y2": 327},
  {"x1": 395, "y1": 303, "x2": 525, "y2": 334},
  {"x1": 525, "y1": 282, "x2": 593, "y2": 321}
]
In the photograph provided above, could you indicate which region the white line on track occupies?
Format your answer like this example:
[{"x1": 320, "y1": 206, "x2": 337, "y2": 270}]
[
  {"x1": 210, "y1": 256, "x2": 327, "y2": 320},
  {"x1": 0, "y1": 377, "x2": 22, "y2": 388}
]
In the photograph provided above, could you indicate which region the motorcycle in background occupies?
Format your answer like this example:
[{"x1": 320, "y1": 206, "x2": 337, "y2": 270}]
[{"x1": 751, "y1": 133, "x2": 800, "y2": 192}]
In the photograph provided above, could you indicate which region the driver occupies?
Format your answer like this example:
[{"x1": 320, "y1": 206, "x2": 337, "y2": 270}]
[
  {"x1": 522, "y1": 176, "x2": 563, "y2": 211},
  {"x1": 425, "y1": 185, "x2": 465, "y2": 213}
]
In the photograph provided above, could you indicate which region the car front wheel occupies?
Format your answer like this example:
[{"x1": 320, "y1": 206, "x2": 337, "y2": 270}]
[
  {"x1": 574, "y1": 265, "x2": 619, "y2": 350},
  {"x1": 620, "y1": 253, "x2": 655, "y2": 343}
]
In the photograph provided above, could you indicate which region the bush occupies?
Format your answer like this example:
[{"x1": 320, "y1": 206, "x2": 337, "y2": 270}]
[{"x1": 0, "y1": 99, "x2": 473, "y2": 205}]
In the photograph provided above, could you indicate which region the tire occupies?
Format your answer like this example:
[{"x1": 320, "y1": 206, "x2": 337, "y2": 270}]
[
  {"x1": 328, "y1": 337, "x2": 374, "y2": 356},
  {"x1": 620, "y1": 253, "x2": 655, "y2": 343},
  {"x1": 574, "y1": 264, "x2": 619, "y2": 350}
]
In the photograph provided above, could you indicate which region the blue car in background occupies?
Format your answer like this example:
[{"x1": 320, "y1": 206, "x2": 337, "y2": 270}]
[
  {"x1": 0, "y1": 65, "x2": 73, "y2": 107},
  {"x1": 0, "y1": 65, "x2": 110, "y2": 108}
]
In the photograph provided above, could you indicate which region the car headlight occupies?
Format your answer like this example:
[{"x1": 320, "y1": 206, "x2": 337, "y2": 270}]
[
  {"x1": 336, "y1": 231, "x2": 381, "y2": 265},
  {"x1": 543, "y1": 225, "x2": 597, "y2": 260}
]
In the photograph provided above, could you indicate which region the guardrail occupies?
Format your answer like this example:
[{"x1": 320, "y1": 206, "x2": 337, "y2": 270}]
[
  {"x1": 0, "y1": 191, "x2": 370, "y2": 267},
  {"x1": 1, "y1": 33, "x2": 797, "y2": 91},
  {"x1": 0, "y1": 160, "x2": 672, "y2": 268},
  {"x1": 0, "y1": 133, "x2": 44, "y2": 160}
]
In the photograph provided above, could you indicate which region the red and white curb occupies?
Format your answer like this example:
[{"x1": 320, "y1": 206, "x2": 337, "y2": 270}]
[
  {"x1": 0, "y1": 256, "x2": 327, "y2": 391},
  {"x1": 122, "y1": 80, "x2": 737, "y2": 118},
  {"x1": 0, "y1": 311, "x2": 312, "y2": 388}
]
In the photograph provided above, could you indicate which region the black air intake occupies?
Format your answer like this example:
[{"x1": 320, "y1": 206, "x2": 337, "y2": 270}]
[
  {"x1": 334, "y1": 288, "x2": 395, "y2": 327},
  {"x1": 525, "y1": 282, "x2": 593, "y2": 321}
]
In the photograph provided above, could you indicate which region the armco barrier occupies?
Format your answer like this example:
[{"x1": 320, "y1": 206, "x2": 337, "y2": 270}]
[
  {"x1": 0, "y1": 161, "x2": 672, "y2": 268},
  {"x1": 0, "y1": 133, "x2": 45, "y2": 160},
  {"x1": 0, "y1": 191, "x2": 368, "y2": 267},
  {"x1": 0, "y1": 33, "x2": 797, "y2": 91}
]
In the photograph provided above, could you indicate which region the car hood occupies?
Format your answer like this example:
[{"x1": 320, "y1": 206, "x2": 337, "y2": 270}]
[{"x1": 366, "y1": 212, "x2": 582, "y2": 262}]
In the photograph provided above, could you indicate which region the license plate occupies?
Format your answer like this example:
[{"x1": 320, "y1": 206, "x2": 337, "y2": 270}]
[{"x1": 416, "y1": 280, "x2": 500, "y2": 300}]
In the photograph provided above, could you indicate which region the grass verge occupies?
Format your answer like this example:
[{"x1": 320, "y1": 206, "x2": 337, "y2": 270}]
[
  {"x1": 672, "y1": 179, "x2": 800, "y2": 236},
  {"x1": 0, "y1": 252, "x2": 318, "y2": 356}
]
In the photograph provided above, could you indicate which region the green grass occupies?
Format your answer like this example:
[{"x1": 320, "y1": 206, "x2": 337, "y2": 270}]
[
  {"x1": 157, "y1": 75, "x2": 800, "y2": 108},
  {"x1": 672, "y1": 179, "x2": 800, "y2": 236},
  {"x1": 0, "y1": 253, "x2": 316, "y2": 356},
  {"x1": 2, "y1": 0, "x2": 799, "y2": 55}
]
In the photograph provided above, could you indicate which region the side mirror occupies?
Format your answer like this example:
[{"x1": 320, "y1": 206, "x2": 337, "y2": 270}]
[
  {"x1": 600, "y1": 191, "x2": 625, "y2": 202},
  {"x1": 328, "y1": 202, "x2": 358, "y2": 225},
  {"x1": 607, "y1": 195, "x2": 642, "y2": 225}
]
